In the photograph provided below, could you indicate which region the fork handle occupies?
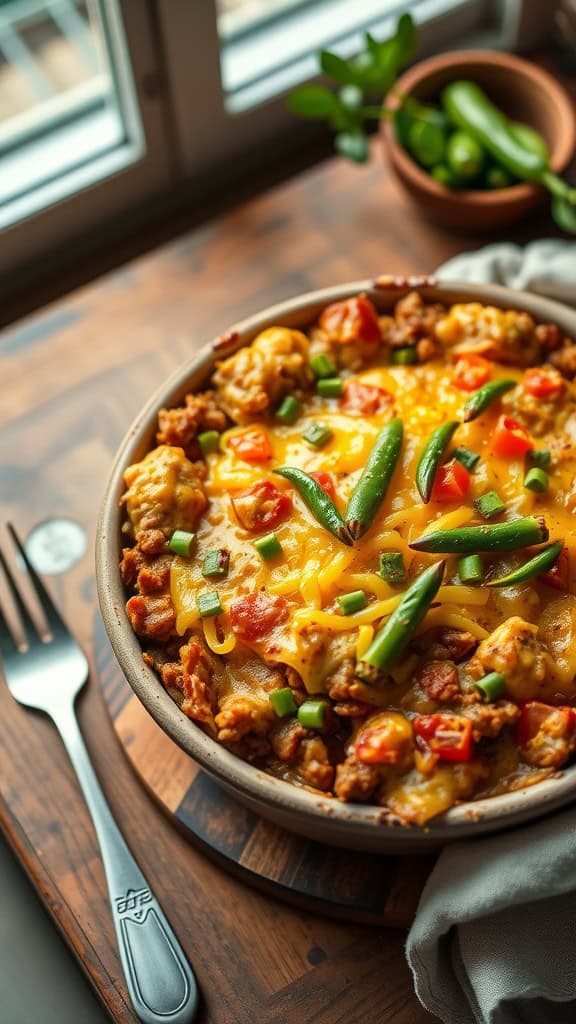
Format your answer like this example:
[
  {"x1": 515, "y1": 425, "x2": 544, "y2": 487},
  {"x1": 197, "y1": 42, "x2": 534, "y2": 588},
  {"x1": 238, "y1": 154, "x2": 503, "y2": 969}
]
[{"x1": 51, "y1": 703, "x2": 199, "y2": 1024}]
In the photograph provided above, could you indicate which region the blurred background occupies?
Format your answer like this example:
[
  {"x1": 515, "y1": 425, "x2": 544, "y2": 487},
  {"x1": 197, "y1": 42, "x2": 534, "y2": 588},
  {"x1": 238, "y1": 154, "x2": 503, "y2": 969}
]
[{"x1": 1, "y1": 0, "x2": 570, "y2": 317}]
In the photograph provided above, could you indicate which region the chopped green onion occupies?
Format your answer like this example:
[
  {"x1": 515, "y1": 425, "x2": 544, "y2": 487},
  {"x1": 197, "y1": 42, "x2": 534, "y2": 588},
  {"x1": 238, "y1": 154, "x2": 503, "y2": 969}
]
[
  {"x1": 337, "y1": 590, "x2": 367, "y2": 615},
  {"x1": 196, "y1": 591, "x2": 222, "y2": 618},
  {"x1": 391, "y1": 346, "x2": 418, "y2": 365},
  {"x1": 254, "y1": 532, "x2": 283, "y2": 560},
  {"x1": 524, "y1": 467, "x2": 549, "y2": 493},
  {"x1": 528, "y1": 449, "x2": 551, "y2": 470},
  {"x1": 452, "y1": 446, "x2": 480, "y2": 472},
  {"x1": 303, "y1": 423, "x2": 333, "y2": 449},
  {"x1": 475, "y1": 672, "x2": 506, "y2": 702},
  {"x1": 202, "y1": 548, "x2": 230, "y2": 579},
  {"x1": 310, "y1": 353, "x2": 337, "y2": 379},
  {"x1": 379, "y1": 551, "x2": 406, "y2": 585},
  {"x1": 169, "y1": 530, "x2": 195, "y2": 556},
  {"x1": 317, "y1": 377, "x2": 343, "y2": 398},
  {"x1": 198, "y1": 430, "x2": 220, "y2": 455},
  {"x1": 276, "y1": 395, "x2": 301, "y2": 423},
  {"x1": 474, "y1": 491, "x2": 506, "y2": 520},
  {"x1": 458, "y1": 554, "x2": 484, "y2": 584},
  {"x1": 269, "y1": 688, "x2": 297, "y2": 717},
  {"x1": 297, "y1": 700, "x2": 326, "y2": 729}
]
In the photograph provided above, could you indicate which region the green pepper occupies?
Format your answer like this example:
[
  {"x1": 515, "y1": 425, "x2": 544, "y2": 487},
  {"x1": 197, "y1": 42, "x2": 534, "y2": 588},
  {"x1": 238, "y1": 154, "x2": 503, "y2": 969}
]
[
  {"x1": 487, "y1": 540, "x2": 564, "y2": 588},
  {"x1": 346, "y1": 418, "x2": 403, "y2": 539},
  {"x1": 410, "y1": 516, "x2": 549, "y2": 554},
  {"x1": 409, "y1": 119, "x2": 446, "y2": 168},
  {"x1": 485, "y1": 166, "x2": 513, "y2": 190},
  {"x1": 442, "y1": 81, "x2": 547, "y2": 181},
  {"x1": 462, "y1": 378, "x2": 516, "y2": 422},
  {"x1": 355, "y1": 561, "x2": 445, "y2": 684},
  {"x1": 509, "y1": 122, "x2": 549, "y2": 162},
  {"x1": 431, "y1": 163, "x2": 461, "y2": 188},
  {"x1": 274, "y1": 466, "x2": 353, "y2": 546},
  {"x1": 446, "y1": 130, "x2": 485, "y2": 181},
  {"x1": 416, "y1": 421, "x2": 459, "y2": 503}
]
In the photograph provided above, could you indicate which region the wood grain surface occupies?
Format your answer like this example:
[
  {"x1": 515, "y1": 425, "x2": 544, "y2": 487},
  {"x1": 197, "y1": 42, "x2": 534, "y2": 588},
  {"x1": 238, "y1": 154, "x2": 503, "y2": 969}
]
[{"x1": 0, "y1": 90, "x2": 573, "y2": 1022}]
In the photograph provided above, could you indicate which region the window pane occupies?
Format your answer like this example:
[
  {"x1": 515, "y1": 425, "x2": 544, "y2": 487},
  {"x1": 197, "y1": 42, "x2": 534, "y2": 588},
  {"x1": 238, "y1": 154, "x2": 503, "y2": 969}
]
[{"x1": 0, "y1": 0, "x2": 143, "y2": 217}]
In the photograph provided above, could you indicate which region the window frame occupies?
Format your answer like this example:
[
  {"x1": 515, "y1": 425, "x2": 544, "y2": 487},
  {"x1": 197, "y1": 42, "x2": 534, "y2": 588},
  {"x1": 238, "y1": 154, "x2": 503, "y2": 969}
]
[
  {"x1": 0, "y1": 0, "x2": 174, "y2": 278},
  {"x1": 1, "y1": 0, "x2": 553, "y2": 282}
]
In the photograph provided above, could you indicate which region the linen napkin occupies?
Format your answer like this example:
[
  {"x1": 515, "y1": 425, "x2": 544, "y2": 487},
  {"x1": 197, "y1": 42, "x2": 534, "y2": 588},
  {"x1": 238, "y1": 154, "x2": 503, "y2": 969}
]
[{"x1": 405, "y1": 239, "x2": 576, "y2": 1024}]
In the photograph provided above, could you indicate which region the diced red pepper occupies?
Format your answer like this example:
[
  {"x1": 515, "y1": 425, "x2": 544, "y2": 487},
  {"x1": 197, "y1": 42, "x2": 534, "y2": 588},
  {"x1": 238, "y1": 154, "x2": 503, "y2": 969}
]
[
  {"x1": 230, "y1": 480, "x2": 292, "y2": 533},
  {"x1": 229, "y1": 428, "x2": 273, "y2": 463},
  {"x1": 452, "y1": 354, "x2": 492, "y2": 392},
  {"x1": 523, "y1": 367, "x2": 564, "y2": 399},
  {"x1": 413, "y1": 713, "x2": 473, "y2": 762},
  {"x1": 430, "y1": 458, "x2": 470, "y2": 503},
  {"x1": 492, "y1": 415, "x2": 533, "y2": 457},
  {"x1": 540, "y1": 545, "x2": 570, "y2": 591},
  {"x1": 309, "y1": 471, "x2": 337, "y2": 502},
  {"x1": 517, "y1": 701, "x2": 576, "y2": 746},
  {"x1": 230, "y1": 592, "x2": 288, "y2": 641},
  {"x1": 338, "y1": 381, "x2": 392, "y2": 416},
  {"x1": 319, "y1": 296, "x2": 381, "y2": 344}
]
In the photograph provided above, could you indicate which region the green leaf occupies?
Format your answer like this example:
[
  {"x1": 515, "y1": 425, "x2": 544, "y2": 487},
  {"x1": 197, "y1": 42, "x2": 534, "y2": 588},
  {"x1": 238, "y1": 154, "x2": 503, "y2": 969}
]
[
  {"x1": 394, "y1": 12, "x2": 418, "y2": 68},
  {"x1": 287, "y1": 84, "x2": 338, "y2": 119},
  {"x1": 339, "y1": 84, "x2": 363, "y2": 112},
  {"x1": 551, "y1": 196, "x2": 576, "y2": 234},
  {"x1": 364, "y1": 31, "x2": 380, "y2": 56},
  {"x1": 394, "y1": 105, "x2": 415, "y2": 147},
  {"x1": 335, "y1": 131, "x2": 369, "y2": 163},
  {"x1": 320, "y1": 50, "x2": 359, "y2": 85}
]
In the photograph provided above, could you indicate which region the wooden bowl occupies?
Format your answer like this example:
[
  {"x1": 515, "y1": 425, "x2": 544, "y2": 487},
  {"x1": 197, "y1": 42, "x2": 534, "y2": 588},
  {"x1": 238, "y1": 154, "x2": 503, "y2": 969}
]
[
  {"x1": 97, "y1": 278, "x2": 576, "y2": 853},
  {"x1": 382, "y1": 50, "x2": 576, "y2": 230}
]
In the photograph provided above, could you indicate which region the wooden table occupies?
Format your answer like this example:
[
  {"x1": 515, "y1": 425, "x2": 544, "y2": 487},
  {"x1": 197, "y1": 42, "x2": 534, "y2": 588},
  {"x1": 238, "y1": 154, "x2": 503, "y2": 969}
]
[{"x1": 0, "y1": 136, "x2": 567, "y2": 1024}]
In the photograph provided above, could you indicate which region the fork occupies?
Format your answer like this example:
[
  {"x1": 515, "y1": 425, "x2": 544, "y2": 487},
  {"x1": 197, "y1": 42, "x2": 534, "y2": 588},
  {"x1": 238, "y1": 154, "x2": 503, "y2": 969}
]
[{"x1": 0, "y1": 525, "x2": 199, "y2": 1024}]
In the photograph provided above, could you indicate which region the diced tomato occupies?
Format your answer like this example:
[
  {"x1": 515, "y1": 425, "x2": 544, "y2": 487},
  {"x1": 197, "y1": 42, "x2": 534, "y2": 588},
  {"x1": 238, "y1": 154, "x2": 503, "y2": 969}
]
[
  {"x1": 339, "y1": 381, "x2": 392, "y2": 416},
  {"x1": 517, "y1": 701, "x2": 576, "y2": 746},
  {"x1": 230, "y1": 480, "x2": 292, "y2": 533},
  {"x1": 523, "y1": 367, "x2": 564, "y2": 399},
  {"x1": 228, "y1": 428, "x2": 272, "y2": 463},
  {"x1": 540, "y1": 545, "x2": 570, "y2": 591},
  {"x1": 492, "y1": 415, "x2": 533, "y2": 457},
  {"x1": 319, "y1": 296, "x2": 381, "y2": 344},
  {"x1": 355, "y1": 711, "x2": 414, "y2": 766},
  {"x1": 230, "y1": 593, "x2": 288, "y2": 641},
  {"x1": 309, "y1": 471, "x2": 336, "y2": 502},
  {"x1": 452, "y1": 354, "x2": 492, "y2": 392},
  {"x1": 430, "y1": 459, "x2": 470, "y2": 503},
  {"x1": 413, "y1": 714, "x2": 473, "y2": 762}
]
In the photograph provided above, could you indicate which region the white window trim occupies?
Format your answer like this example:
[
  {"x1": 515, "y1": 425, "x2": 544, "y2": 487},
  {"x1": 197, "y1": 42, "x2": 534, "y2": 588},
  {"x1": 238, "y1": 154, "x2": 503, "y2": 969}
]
[{"x1": 0, "y1": 0, "x2": 173, "y2": 277}]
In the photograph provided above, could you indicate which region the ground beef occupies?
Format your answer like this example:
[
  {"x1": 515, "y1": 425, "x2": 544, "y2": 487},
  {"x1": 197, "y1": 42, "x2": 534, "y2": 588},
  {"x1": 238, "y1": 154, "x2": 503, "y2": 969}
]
[
  {"x1": 414, "y1": 661, "x2": 460, "y2": 702},
  {"x1": 550, "y1": 342, "x2": 576, "y2": 380},
  {"x1": 416, "y1": 627, "x2": 478, "y2": 663},
  {"x1": 213, "y1": 326, "x2": 313, "y2": 424},
  {"x1": 297, "y1": 736, "x2": 334, "y2": 791},
  {"x1": 383, "y1": 291, "x2": 445, "y2": 350},
  {"x1": 459, "y1": 697, "x2": 520, "y2": 741},
  {"x1": 334, "y1": 757, "x2": 382, "y2": 802},
  {"x1": 123, "y1": 445, "x2": 208, "y2": 537},
  {"x1": 215, "y1": 694, "x2": 275, "y2": 744},
  {"x1": 126, "y1": 593, "x2": 175, "y2": 640},
  {"x1": 156, "y1": 391, "x2": 228, "y2": 459},
  {"x1": 435, "y1": 303, "x2": 542, "y2": 365}
]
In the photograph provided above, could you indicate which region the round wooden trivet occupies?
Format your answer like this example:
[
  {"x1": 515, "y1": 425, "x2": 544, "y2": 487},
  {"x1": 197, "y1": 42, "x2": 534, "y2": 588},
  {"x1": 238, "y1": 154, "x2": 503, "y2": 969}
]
[{"x1": 96, "y1": 616, "x2": 433, "y2": 926}]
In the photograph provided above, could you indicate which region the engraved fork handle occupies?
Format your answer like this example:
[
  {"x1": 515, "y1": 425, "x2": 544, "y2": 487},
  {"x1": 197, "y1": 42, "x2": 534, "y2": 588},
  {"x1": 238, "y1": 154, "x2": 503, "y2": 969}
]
[{"x1": 50, "y1": 702, "x2": 199, "y2": 1024}]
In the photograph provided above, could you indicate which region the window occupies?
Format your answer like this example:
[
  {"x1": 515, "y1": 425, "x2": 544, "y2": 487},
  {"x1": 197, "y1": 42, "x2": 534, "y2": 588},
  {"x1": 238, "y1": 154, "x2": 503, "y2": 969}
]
[{"x1": 2, "y1": 0, "x2": 547, "y2": 282}]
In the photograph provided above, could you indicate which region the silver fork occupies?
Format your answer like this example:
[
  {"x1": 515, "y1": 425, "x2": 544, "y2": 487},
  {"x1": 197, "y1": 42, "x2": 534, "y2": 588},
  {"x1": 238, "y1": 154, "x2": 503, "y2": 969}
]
[{"x1": 0, "y1": 525, "x2": 199, "y2": 1024}]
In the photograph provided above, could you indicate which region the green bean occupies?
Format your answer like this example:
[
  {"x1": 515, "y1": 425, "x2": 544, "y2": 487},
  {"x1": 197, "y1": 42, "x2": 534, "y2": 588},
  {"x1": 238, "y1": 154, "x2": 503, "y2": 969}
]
[
  {"x1": 355, "y1": 561, "x2": 445, "y2": 684},
  {"x1": 410, "y1": 516, "x2": 548, "y2": 554},
  {"x1": 487, "y1": 540, "x2": 564, "y2": 588},
  {"x1": 274, "y1": 466, "x2": 353, "y2": 546},
  {"x1": 416, "y1": 421, "x2": 459, "y2": 503},
  {"x1": 462, "y1": 379, "x2": 516, "y2": 422},
  {"x1": 346, "y1": 418, "x2": 403, "y2": 540}
]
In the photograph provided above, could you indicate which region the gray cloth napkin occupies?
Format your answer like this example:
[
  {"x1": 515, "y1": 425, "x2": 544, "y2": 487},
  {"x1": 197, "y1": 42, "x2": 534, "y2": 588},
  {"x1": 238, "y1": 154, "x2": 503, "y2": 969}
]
[{"x1": 405, "y1": 240, "x2": 576, "y2": 1024}]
